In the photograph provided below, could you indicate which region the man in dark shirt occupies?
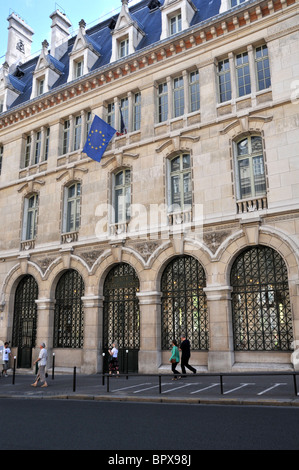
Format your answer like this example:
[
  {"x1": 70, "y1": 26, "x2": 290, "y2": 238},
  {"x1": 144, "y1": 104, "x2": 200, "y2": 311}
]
[{"x1": 180, "y1": 334, "x2": 196, "y2": 376}]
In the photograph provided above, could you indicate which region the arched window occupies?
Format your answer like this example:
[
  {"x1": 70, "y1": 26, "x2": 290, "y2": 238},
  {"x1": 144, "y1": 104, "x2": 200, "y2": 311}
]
[
  {"x1": 62, "y1": 182, "x2": 81, "y2": 233},
  {"x1": 231, "y1": 246, "x2": 293, "y2": 351},
  {"x1": 54, "y1": 269, "x2": 84, "y2": 348},
  {"x1": 167, "y1": 154, "x2": 192, "y2": 213},
  {"x1": 113, "y1": 169, "x2": 131, "y2": 224},
  {"x1": 161, "y1": 255, "x2": 208, "y2": 350},
  {"x1": 22, "y1": 194, "x2": 39, "y2": 241},
  {"x1": 234, "y1": 135, "x2": 266, "y2": 200}
]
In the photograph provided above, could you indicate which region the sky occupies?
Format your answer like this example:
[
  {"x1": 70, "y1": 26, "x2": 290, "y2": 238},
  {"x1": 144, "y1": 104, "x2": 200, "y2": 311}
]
[{"x1": 0, "y1": 0, "x2": 141, "y2": 61}]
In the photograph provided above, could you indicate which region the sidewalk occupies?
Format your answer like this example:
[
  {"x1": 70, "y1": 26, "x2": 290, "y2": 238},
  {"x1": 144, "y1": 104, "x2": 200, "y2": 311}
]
[{"x1": 1, "y1": 372, "x2": 299, "y2": 407}]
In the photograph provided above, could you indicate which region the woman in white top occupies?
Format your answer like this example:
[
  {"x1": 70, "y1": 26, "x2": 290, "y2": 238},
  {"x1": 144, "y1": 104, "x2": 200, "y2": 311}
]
[{"x1": 108, "y1": 342, "x2": 119, "y2": 375}]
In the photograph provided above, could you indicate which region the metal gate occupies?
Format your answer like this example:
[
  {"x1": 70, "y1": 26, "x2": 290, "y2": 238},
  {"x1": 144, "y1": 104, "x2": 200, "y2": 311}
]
[
  {"x1": 12, "y1": 275, "x2": 38, "y2": 368},
  {"x1": 231, "y1": 245, "x2": 293, "y2": 351},
  {"x1": 103, "y1": 263, "x2": 140, "y2": 373}
]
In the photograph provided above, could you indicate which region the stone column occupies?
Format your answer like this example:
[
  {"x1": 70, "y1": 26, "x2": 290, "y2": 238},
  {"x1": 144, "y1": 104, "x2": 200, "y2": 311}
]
[
  {"x1": 204, "y1": 285, "x2": 234, "y2": 372},
  {"x1": 81, "y1": 295, "x2": 103, "y2": 374},
  {"x1": 34, "y1": 298, "x2": 55, "y2": 368},
  {"x1": 137, "y1": 290, "x2": 162, "y2": 373}
]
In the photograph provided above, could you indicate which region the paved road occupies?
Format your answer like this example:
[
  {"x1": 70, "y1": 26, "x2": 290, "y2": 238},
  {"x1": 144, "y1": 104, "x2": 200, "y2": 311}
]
[
  {"x1": 1, "y1": 372, "x2": 299, "y2": 405},
  {"x1": 1, "y1": 399, "x2": 299, "y2": 450}
]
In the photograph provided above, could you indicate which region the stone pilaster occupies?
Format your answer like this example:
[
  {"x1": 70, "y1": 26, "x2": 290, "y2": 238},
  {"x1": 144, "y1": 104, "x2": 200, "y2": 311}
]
[
  {"x1": 81, "y1": 295, "x2": 103, "y2": 374},
  {"x1": 204, "y1": 285, "x2": 234, "y2": 372},
  {"x1": 137, "y1": 291, "x2": 162, "y2": 373}
]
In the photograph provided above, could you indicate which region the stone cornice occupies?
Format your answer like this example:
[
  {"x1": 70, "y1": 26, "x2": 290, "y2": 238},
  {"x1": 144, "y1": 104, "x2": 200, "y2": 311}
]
[{"x1": 0, "y1": 0, "x2": 296, "y2": 131}]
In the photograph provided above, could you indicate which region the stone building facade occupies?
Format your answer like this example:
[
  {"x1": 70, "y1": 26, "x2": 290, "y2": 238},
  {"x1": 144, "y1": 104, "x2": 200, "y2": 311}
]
[{"x1": 0, "y1": 0, "x2": 298, "y2": 374}]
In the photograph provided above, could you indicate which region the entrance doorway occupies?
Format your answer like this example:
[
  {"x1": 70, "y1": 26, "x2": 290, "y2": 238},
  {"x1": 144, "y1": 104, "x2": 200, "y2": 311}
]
[
  {"x1": 103, "y1": 263, "x2": 140, "y2": 373},
  {"x1": 12, "y1": 275, "x2": 38, "y2": 368}
]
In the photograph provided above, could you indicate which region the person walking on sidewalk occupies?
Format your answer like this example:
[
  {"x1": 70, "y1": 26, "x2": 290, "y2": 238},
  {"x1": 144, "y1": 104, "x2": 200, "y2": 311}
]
[
  {"x1": 180, "y1": 334, "x2": 196, "y2": 376},
  {"x1": 31, "y1": 343, "x2": 48, "y2": 388},
  {"x1": 169, "y1": 339, "x2": 180, "y2": 380},
  {"x1": 2, "y1": 342, "x2": 11, "y2": 377}
]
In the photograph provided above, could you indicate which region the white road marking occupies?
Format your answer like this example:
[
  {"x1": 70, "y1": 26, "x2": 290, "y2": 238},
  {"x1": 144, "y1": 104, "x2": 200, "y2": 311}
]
[
  {"x1": 162, "y1": 383, "x2": 194, "y2": 394},
  {"x1": 257, "y1": 383, "x2": 287, "y2": 396},
  {"x1": 190, "y1": 383, "x2": 219, "y2": 394},
  {"x1": 112, "y1": 383, "x2": 151, "y2": 392},
  {"x1": 223, "y1": 383, "x2": 255, "y2": 395}
]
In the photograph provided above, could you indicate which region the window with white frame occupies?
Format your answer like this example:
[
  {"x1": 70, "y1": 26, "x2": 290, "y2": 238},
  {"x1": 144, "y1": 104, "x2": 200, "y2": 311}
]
[
  {"x1": 255, "y1": 45, "x2": 271, "y2": 91},
  {"x1": 22, "y1": 194, "x2": 39, "y2": 241},
  {"x1": 236, "y1": 51, "x2": 251, "y2": 97},
  {"x1": 73, "y1": 115, "x2": 82, "y2": 151},
  {"x1": 119, "y1": 38, "x2": 129, "y2": 58},
  {"x1": 37, "y1": 78, "x2": 45, "y2": 96},
  {"x1": 157, "y1": 71, "x2": 200, "y2": 122},
  {"x1": 106, "y1": 93, "x2": 141, "y2": 134},
  {"x1": 217, "y1": 44, "x2": 271, "y2": 104},
  {"x1": 235, "y1": 135, "x2": 266, "y2": 200},
  {"x1": 189, "y1": 70, "x2": 200, "y2": 112},
  {"x1": 217, "y1": 59, "x2": 232, "y2": 103},
  {"x1": 23, "y1": 127, "x2": 50, "y2": 168},
  {"x1": 168, "y1": 154, "x2": 192, "y2": 212},
  {"x1": 158, "y1": 82, "x2": 168, "y2": 123},
  {"x1": 75, "y1": 59, "x2": 84, "y2": 79},
  {"x1": 133, "y1": 92, "x2": 141, "y2": 131},
  {"x1": 63, "y1": 120, "x2": 70, "y2": 155},
  {"x1": 173, "y1": 76, "x2": 184, "y2": 118},
  {"x1": 62, "y1": 182, "x2": 81, "y2": 233},
  {"x1": 113, "y1": 169, "x2": 131, "y2": 224},
  {"x1": 170, "y1": 12, "x2": 182, "y2": 35},
  {"x1": 231, "y1": 0, "x2": 247, "y2": 6},
  {"x1": 61, "y1": 111, "x2": 92, "y2": 155}
]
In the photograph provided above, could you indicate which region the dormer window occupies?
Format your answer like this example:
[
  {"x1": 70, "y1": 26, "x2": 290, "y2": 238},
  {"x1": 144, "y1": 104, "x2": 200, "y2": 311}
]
[
  {"x1": 110, "y1": 0, "x2": 145, "y2": 63},
  {"x1": 160, "y1": 0, "x2": 196, "y2": 40},
  {"x1": 170, "y1": 13, "x2": 182, "y2": 35},
  {"x1": 31, "y1": 40, "x2": 64, "y2": 99}
]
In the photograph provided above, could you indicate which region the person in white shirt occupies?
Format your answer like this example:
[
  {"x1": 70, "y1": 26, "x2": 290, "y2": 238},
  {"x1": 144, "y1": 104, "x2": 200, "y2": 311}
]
[
  {"x1": 2, "y1": 342, "x2": 11, "y2": 377},
  {"x1": 31, "y1": 343, "x2": 48, "y2": 388}
]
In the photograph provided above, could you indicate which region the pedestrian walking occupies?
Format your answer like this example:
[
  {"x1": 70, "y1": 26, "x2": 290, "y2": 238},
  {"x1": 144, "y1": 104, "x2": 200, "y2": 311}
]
[
  {"x1": 180, "y1": 334, "x2": 196, "y2": 376},
  {"x1": 108, "y1": 342, "x2": 119, "y2": 375},
  {"x1": 2, "y1": 342, "x2": 11, "y2": 377},
  {"x1": 31, "y1": 343, "x2": 48, "y2": 387},
  {"x1": 169, "y1": 339, "x2": 180, "y2": 380}
]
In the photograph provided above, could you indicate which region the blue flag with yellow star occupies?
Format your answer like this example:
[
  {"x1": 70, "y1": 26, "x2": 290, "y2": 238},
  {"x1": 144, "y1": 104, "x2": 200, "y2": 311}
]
[{"x1": 83, "y1": 115, "x2": 116, "y2": 162}]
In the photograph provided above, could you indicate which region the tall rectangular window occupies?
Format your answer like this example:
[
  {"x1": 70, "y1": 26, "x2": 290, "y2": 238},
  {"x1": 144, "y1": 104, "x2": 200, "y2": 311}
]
[
  {"x1": 189, "y1": 71, "x2": 200, "y2": 112},
  {"x1": 0, "y1": 145, "x2": 3, "y2": 174},
  {"x1": 114, "y1": 169, "x2": 131, "y2": 224},
  {"x1": 236, "y1": 52, "x2": 251, "y2": 97},
  {"x1": 75, "y1": 60, "x2": 84, "y2": 78},
  {"x1": 63, "y1": 120, "x2": 70, "y2": 154},
  {"x1": 255, "y1": 45, "x2": 271, "y2": 91},
  {"x1": 121, "y1": 97, "x2": 129, "y2": 131},
  {"x1": 34, "y1": 131, "x2": 42, "y2": 164},
  {"x1": 37, "y1": 79, "x2": 44, "y2": 96},
  {"x1": 169, "y1": 154, "x2": 192, "y2": 211},
  {"x1": 23, "y1": 194, "x2": 39, "y2": 240},
  {"x1": 73, "y1": 115, "x2": 82, "y2": 151},
  {"x1": 158, "y1": 82, "x2": 168, "y2": 123},
  {"x1": 65, "y1": 182, "x2": 81, "y2": 233},
  {"x1": 25, "y1": 135, "x2": 32, "y2": 167},
  {"x1": 218, "y1": 59, "x2": 232, "y2": 103},
  {"x1": 170, "y1": 13, "x2": 182, "y2": 35},
  {"x1": 133, "y1": 92, "x2": 141, "y2": 131},
  {"x1": 44, "y1": 128, "x2": 50, "y2": 161},
  {"x1": 86, "y1": 111, "x2": 92, "y2": 138},
  {"x1": 107, "y1": 102, "x2": 115, "y2": 128},
  {"x1": 119, "y1": 38, "x2": 129, "y2": 58},
  {"x1": 173, "y1": 76, "x2": 184, "y2": 117}
]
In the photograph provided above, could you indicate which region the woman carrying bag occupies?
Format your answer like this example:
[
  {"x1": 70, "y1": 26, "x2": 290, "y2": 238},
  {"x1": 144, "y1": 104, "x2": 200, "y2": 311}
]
[{"x1": 169, "y1": 339, "x2": 180, "y2": 380}]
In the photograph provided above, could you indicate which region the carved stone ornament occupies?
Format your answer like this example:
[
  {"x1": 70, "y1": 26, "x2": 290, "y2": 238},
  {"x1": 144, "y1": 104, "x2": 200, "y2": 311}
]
[{"x1": 204, "y1": 230, "x2": 231, "y2": 254}]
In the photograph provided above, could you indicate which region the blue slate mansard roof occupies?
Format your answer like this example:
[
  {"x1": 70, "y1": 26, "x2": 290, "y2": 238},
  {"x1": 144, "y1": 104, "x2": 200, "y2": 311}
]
[{"x1": 4, "y1": 0, "x2": 223, "y2": 111}]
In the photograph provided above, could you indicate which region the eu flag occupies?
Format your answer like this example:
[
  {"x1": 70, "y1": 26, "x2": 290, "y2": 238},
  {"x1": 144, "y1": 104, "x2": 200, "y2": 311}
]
[{"x1": 83, "y1": 115, "x2": 116, "y2": 162}]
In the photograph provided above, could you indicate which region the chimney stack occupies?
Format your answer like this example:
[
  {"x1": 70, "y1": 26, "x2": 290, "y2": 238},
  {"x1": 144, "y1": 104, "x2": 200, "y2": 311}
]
[
  {"x1": 5, "y1": 13, "x2": 34, "y2": 68},
  {"x1": 50, "y1": 10, "x2": 72, "y2": 60}
]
